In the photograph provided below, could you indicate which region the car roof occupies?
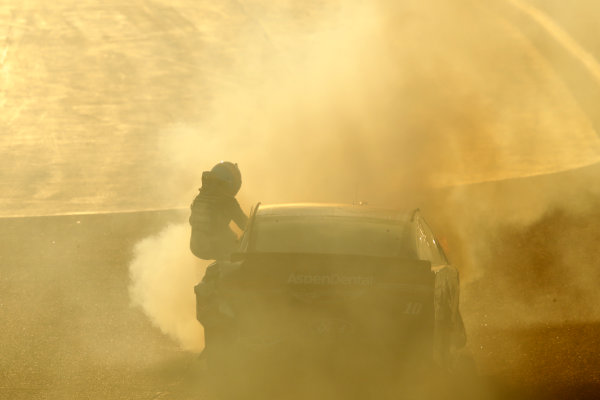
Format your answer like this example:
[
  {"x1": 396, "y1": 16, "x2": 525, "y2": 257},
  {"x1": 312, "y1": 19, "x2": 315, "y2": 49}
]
[{"x1": 256, "y1": 203, "x2": 413, "y2": 222}]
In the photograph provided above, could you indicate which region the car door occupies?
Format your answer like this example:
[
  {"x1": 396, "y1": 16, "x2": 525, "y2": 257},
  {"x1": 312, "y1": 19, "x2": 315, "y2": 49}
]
[{"x1": 411, "y1": 209, "x2": 449, "y2": 267}]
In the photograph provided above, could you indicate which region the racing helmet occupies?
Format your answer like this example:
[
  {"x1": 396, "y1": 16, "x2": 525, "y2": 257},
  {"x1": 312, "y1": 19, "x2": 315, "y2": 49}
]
[{"x1": 208, "y1": 161, "x2": 242, "y2": 196}]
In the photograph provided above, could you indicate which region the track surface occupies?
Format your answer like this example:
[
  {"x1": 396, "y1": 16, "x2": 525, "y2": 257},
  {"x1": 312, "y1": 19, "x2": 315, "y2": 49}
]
[
  {"x1": 0, "y1": 211, "x2": 211, "y2": 400},
  {"x1": 1, "y1": 212, "x2": 600, "y2": 399}
]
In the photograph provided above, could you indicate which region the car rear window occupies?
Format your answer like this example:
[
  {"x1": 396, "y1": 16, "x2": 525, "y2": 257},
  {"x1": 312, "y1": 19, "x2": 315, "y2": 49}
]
[{"x1": 250, "y1": 216, "x2": 416, "y2": 258}]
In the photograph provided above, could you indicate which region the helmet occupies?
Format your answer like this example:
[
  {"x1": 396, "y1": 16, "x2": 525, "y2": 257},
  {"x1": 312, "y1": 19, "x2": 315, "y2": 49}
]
[{"x1": 208, "y1": 161, "x2": 242, "y2": 196}]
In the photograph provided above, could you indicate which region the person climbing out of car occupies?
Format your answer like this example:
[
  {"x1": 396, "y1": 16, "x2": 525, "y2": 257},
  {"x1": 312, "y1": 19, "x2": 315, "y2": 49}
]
[
  {"x1": 189, "y1": 161, "x2": 248, "y2": 261},
  {"x1": 190, "y1": 161, "x2": 248, "y2": 360}
]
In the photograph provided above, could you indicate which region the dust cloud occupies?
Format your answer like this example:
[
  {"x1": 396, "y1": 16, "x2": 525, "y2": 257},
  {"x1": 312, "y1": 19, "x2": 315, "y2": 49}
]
[
  {"x1": 129, "y1": 0, "x2": 600, "y2": 351},
  {"x1": 129, "y1": 223, "x2": 207, "y2": 351}
]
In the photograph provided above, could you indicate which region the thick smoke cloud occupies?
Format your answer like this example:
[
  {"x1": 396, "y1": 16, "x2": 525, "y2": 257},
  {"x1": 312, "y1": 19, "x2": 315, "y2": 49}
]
[
  {"x1": 156, "y1": 0, "x2": 600, "y2": 200},
  {"x1": 129, "y1": 224, "x2": 206, "y2": 351},
  {"x1": 129, "y1": 0, "x2": 600, "y2": 350}
]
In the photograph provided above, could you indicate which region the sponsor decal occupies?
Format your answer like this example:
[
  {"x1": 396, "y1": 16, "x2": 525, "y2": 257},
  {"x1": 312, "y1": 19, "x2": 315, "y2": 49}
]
[
  {"x1": 287, "y1": 273, "x2": 374, "y2": 286},
  {"x1": 309, "y1": 318, "x2": 355, "y2": 336}
]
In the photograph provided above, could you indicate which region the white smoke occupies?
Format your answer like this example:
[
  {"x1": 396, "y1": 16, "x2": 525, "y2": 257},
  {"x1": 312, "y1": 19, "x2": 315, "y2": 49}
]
[{"x1": 128, "y1": 223, "x2": 208, "y2": 352}]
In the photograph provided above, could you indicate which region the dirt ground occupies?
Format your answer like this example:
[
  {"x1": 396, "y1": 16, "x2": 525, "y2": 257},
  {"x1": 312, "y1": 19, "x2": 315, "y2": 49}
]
[
  {"x1": 1, "y1": 211, "x2": 599, "y2": 399},
  {"x1": 0, "y1": 211, "x2": 209, "y2": 400}
]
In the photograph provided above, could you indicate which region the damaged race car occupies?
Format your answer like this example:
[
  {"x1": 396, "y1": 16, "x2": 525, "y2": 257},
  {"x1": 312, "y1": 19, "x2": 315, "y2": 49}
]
[{"x1": 195, "y1": 203, "x2": 467, "y2": 398}]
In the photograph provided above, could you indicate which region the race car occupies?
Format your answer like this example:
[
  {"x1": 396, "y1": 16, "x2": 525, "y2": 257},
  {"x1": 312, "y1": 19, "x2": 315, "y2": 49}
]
[{"x1": 195, "y1": 203, "x2": 467, "y2": 398}]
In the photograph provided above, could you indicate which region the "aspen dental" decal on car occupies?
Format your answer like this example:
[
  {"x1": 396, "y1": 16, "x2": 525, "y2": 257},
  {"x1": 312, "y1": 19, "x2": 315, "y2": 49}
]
[{"x1": 287, "y1": 273, "x2": 374, "y2": 286}]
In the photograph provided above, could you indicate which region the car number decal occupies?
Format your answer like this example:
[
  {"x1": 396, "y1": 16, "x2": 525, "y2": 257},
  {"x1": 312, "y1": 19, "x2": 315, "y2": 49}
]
[{"x1": 403, "y1": 302, "x2": 423, "y2": 315}]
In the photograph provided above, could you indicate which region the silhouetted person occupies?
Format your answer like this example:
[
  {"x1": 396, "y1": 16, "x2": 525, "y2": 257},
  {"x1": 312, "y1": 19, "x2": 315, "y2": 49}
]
[
  {"x1": 189, "y1": 161, "x2": 248, "y2": 261},
  {"x1": 191, "y1": 161, "x2": 247, "y2": 360}
]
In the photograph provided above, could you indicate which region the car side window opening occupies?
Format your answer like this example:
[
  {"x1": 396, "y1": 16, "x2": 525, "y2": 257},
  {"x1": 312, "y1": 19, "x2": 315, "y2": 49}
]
[
  {"x1": 239, "y1": 203, "x2": 260, "y2": 253},
  {"x1": 413, "y1": 213, "x2": 448, "y2": 267}
]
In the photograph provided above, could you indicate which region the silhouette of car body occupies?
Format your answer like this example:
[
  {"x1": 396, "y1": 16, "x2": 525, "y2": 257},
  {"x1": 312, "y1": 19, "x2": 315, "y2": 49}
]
[{"x1": 195, "y1": 203, "x2": 466, "y2": 396}]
